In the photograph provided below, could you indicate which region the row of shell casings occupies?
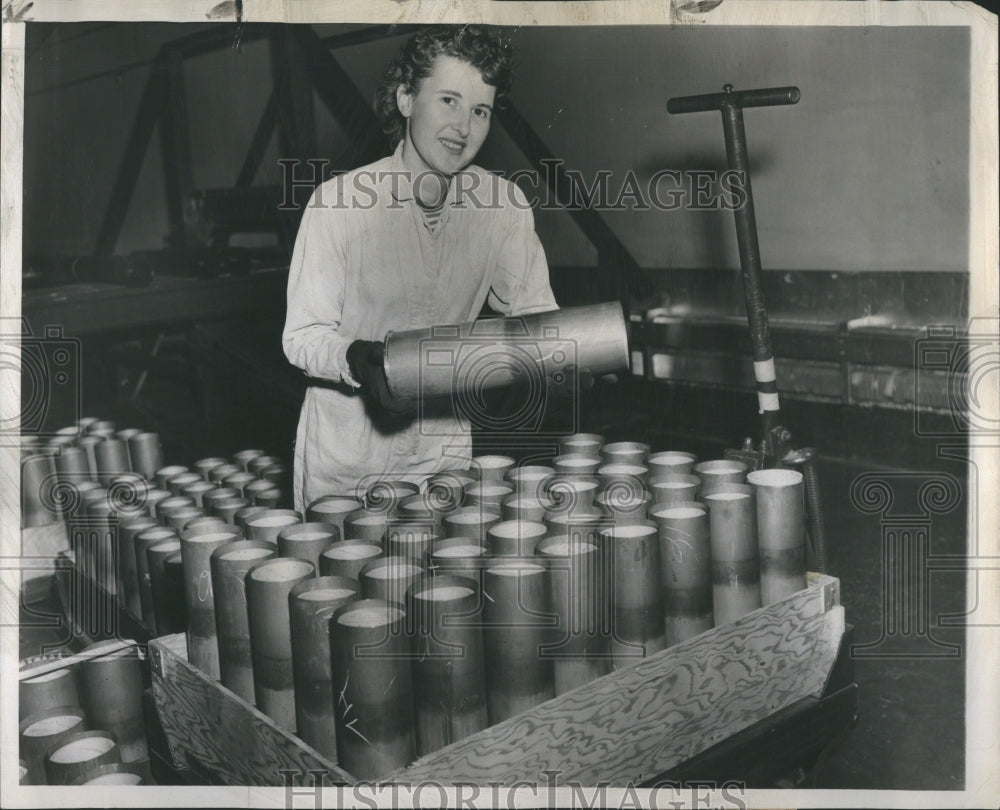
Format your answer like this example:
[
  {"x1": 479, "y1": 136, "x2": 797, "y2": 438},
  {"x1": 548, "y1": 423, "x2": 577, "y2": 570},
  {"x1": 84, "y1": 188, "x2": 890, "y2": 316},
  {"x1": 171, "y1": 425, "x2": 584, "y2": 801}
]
[
  {"x1": 18, "y1": 640, "x2": 147, "y2": 785},
  {"x1": 52, "y1": 438, "x2": 289, "y2": 623}
]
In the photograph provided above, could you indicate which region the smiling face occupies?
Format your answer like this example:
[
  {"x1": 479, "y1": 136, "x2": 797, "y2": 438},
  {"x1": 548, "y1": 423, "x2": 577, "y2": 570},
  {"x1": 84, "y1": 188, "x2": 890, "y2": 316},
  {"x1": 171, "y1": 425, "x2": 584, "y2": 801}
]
[{"x1": 396, "y1": 54, "x2": 496, "y2": 186}]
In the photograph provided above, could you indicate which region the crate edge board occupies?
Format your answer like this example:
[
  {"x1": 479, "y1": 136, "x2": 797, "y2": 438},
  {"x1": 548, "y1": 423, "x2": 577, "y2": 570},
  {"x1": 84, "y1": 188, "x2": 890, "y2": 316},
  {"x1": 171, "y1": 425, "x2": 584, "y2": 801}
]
[
  {"x1": 148, "y1": 633, "x2": 354, "y2": 786},
  {"x1": 149, "y1": 574, "x2": 841, "y2": 786},
  {"x1": 393, "y1": 574, "x2": 843, "y2": 784}
]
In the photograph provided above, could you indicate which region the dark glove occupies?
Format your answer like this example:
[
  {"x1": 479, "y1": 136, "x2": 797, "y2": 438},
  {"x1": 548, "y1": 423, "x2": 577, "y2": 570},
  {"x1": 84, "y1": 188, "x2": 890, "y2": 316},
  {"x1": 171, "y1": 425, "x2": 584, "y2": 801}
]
[{"x1": 346, "y1": 340, "x2": 411, "y2": 416}]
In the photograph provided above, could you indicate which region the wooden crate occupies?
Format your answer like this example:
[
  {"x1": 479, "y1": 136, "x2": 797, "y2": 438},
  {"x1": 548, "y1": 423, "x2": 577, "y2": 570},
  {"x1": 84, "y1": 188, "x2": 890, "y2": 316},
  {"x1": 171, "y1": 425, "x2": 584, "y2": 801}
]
[{"x1": 149, "y1": 572, "x2": 844, "y2": 786}]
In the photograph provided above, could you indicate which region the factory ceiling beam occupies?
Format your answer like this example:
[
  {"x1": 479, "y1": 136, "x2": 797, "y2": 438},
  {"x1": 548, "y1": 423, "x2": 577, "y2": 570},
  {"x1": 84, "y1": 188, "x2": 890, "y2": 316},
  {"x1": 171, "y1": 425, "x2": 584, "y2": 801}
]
[
  {"x1": 94, "y1": 54, "x2": 167, "y2": 256},
  {"x1": 161, "y1": 46, "x2": 197, "y2": 247},
  {"x1": 235, "y1": 91, "x2": 279, "y2": 189},
  {"x1": 292, "y1": 26, "x2": 387, "y2": 171},
  {"x1": 269, "y1": 27, "x2": 318, "y2": 169}
]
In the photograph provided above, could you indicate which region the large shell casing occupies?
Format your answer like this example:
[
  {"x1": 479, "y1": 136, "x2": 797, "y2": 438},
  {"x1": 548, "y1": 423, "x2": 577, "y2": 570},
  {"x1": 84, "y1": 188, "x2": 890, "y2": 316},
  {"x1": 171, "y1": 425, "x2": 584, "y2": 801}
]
[
  {"x1": 246, "y1": 557, "x2": 315, "y2": 730},
  {"x1": 133, "y1": 526, "x2": 178, "y2": 624},
  {"x1": 147, "y1": 538, "x2": 183, "y2": 636},
  {"x1": 319, "y1": 539, "x2": 384, "y2": 581},
  {"x1": 558, "y1": 433, "x2": 604, "y2": 458},
  {"x1": 747, "y1": 468, "x2": 807, "y2": 604},
  {"x1": 481, "y1": 560, "x2": 555, "y2": 724},
  {"x1": 44, "y1": 729, "x2": 120, "y2": 785},
  {"x1": 277, "y1": 522, "x2": 340, "y2": 569},
  {"x1": 359, "y1": 556, "x2": 425, "y2": 606},
  {"x1": 289, "y1": 575, "x2": 359, "y2": 761},
  {"x1": 427, "y1": 537, "x2": 489, "y2": 584},
  {"x1": 19, "y1": 666, "x2": 80, "y2": 720},
  {"x1": 210, "y1": 540, "x2": 278, "y2": 702},
  {"x1": 305, "y1": 495, "x2": 363, "y2": 533},
  {"x1": 407, "y1": 574, "x2": 488, "y2": 756},
  {"x1": 486, "y1": 519, "x2": 547, "y2": 557},
  {"x1": 694, "y1": 458, "x2": 749, "y2": 498},
  {"x1": 598, "y1": 522, "x2": 665, "y2": 667},
  {"x1": 704, "y1": 489, "x2": 761, "y2": 625},
  {"x1": 127, "y1": 432, "x2": 163, "y2": 479},
  {"x1": 19, "y1": 705, "x2": 88, "y2": 784},
  {"x1": 383, "y1": 302, "x2": 629, "y2": 400},
  {"x1": 648, "y1": 450, "x2": 698, "y2": 478},
  {"x1": 650, "y1": 501, "x2": 713, "y2": 645},
  {"x1": 244, "y1": 508, "x2": 302, "y2": 543},
  {"x1": 329, "y1": 599, "x2": 415, "y2": 779},
  {"x1": 78, "y1": 640, "x2": 147, "y2": 762},
  {"x1": 442, "y1": 505, "x2": 501, "y2": 543}
]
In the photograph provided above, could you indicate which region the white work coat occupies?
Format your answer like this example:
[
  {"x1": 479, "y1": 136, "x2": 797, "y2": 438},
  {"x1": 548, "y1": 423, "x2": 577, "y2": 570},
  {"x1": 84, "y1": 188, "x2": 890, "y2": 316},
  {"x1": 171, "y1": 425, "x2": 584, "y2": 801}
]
[{"x1": 283, "y1": 143, "x2": 558, "y2": 512}]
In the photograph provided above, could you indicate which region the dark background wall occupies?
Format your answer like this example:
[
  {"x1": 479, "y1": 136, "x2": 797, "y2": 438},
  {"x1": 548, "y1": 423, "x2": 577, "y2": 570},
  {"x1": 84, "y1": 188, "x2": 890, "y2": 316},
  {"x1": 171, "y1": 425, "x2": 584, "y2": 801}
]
[{"x1": 24, "y1": 23, "x2": 969, "y2": 279}]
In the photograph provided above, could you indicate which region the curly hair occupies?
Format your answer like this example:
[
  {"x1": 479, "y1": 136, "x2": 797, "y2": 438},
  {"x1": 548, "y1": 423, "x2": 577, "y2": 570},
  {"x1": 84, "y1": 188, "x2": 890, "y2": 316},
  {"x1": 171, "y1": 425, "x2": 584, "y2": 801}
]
[{"x1": 374, "y1": 25, "x2": 513, "y2": 147}]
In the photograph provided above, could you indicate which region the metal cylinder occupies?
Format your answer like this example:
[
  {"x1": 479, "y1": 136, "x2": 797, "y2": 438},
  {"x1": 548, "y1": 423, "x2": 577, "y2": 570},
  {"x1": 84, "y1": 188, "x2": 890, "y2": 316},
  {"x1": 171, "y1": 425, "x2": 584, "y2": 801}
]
[
  {"x1": 163, "y1": 551, "x2": 187, "y2": 632},
  {"x1": 181, "y1": 480, "x2": 217, "y2": 508},
  {"x1": 552, "y1": 454, "x2": 602, "y2": 479},
  {"x1": 211, "y1": 540, "x2": 278, "y2": 702},
  {"x1": 704, "y1": 489, "x2": 761, "y2": 625},
  {"x1": 77, "y1": 435, "x2": 105, "y2": 478},
  {"x1": 85, "y1": 499, "x2": 118, "y2": 594},
  {"x1": 44, "y1": 729, "x2": 120, "y2": 786},
  {"x1": 505, "y1": 464, "x2": 554, "y2": 496},
  {"x1": 407, "y1": 574, "x2": 488, "y2": 755},
  {"x1": 648, "y1": 450, "x2": 698, "y2": 478},
  {"x1": 482, "y1": 560, "x2": 556, "y2": 724},
  {"x1": 428, "y1": 537, "x2": 489, "y2": 583},
  {"x1": 544, "y1": 504, "x2": 608, "y2": 537},
  {"x1": 155, "y1": 494, "x2": 195, "y2": 525},
  {"x1": 597, "y1": 463, "x2": 649, "y2": 492},
  {"x1": 747, "y1": 468, "x2": 807, "y2": 604},
  {"x1": 208, "y1": 462, "x2": 242, "y2": 484},
  {"x1": 143, "y1": 487, "x2": 172, "y2": 519},
  {"x1": 245, "y1": 557, "x2": 316, "y2": 730},
  {"x1": 126, "y1": 432, "x2": 162, "y2": 479},
  {"x1": 94, "y1": 438, "x2": 131, "y2": 484},
  {"x1": 166, "y1": 505, "x2": 205, "y2": 532},
  {"x1": 166, "y1": 471, "x2": 202, "y2": 497},
  {"x1": 471, "y1": 454, "x2": 515, "y2": 484},
  {"x1": 386, "y1": 522, "x2": 438, "y2": 564},
  {"x1": 71, "y1": 761, "x2": 146, "y2": 785},
  {"x1": 342, "y1": 508, "x2": 388, "y2": 544},
  {"x1": 53, "y1": 445, "x2": 91, "y2": 493},
  {"x1": 255, "y1": 487, "x2": 286, "y2": 508},
  {"x1": 232, "y1": 448, "x2": 266, "y2": 471},
  {"x1": 599, "y1": 522, "x2": 665, "y2": 667},
  {"x1": 544, "y1": 476, "x2": 600, "y2": 515},
  {"x1": 396, "y1": 494, "x2": 445, "y2": 533},
  {"x1": 329, "y1": 599, "x2": 415, "y2": 779},
  {"x1": 203, "y1": 486, "x2": 241, "y2": 513},
  {"x1": 595, "y1": 486, "x2": 652, "y2": 526},
  {"x1": 360, "y1": 478, "x2": 418, "y2": 512},
  {"x1": 234, "y1": 504, "x2": 269, "y2": 532},
  {"x1": 19, "y1": 666, "x2": 81, "y2": 720},
  {"x1": 289, "y1": 576, "x2": 360, "y2": 761},
  {"x1": 133, "y1": 526, "x2": 177, "y2": 625},
  {"x1": 245, "y1": 508, "x2": 303, "y2": 544},
  {"x1": 558, "y1": 433, "x2": 604, "y2": 458},
  {"x1": 649, "y1": 473, "x2": 701, "y2": 506},
  {"x1": 260, "y1": 462, "x2": 289, "y2": 487},
  {"x1": 147, "y1": 538, "x2": 184, "y2": 636},
  {"x1": 183, "y1": 514, "x2": 226, "y2": 533},
  {"x1": 212, "y1": 496, "x2": 248, "y2": 524},
  {"x1": 650, "y1": 501, "x2": 713, "y2": 646},
  {"x1": 536, "y1": 534, "x2": 609, "y2": 693},
  {"x1": 193, "y1": 456, "x2": 227, "y2": 481},
  {"x1": 486, "y1": 519, "x2": 548, "y2": 557},
  {"x1": 501, "y1": 493, "x2": 555, "y2": 523},
  {"x1": 305, "y1": 495, "x2": 363, "y2": 534},
  {"x1": 359, "y1": 556, "x2": 425, "y2": 606},
  {"x1": 442, "y1": 505, "x2": 501, "y2": 543},
  {"x1": 21, "y1": 453, "x2": 61, "y2": 527},
  {"x1": 424, "y1": 469, "x2": 475, "y2": 514},
  {"x1": 319, "y1": 539, "x2": 384, "y2": 581},
  {"x1": 384, "y1": 302, "x2": 629, "y2": 401},
  {"x1": 601, "y1": 441, "x2": 649, "y2": 466},
  {"x1": 464, "y1": 481, "x2": 514, "y2": 510},
  {"x1": 154, "y1": 465, "x2": 188, "y2": 491},
  {"x1": 277, "y1": 522, "x2": 340, "y2": 569},
  {"x1": 180, "y1": 523, "x2": 244, "y2": 678},
  {"x1": 77, "y1": 416, "x2": 100, "y2": 431},
  {"x1": 78, "y1": 640, "x2": 146, "y2": 762},
  {"x1": 694, "y1": 458, "x2": 749, "y2": 498},
  {"x1": 244, "y1": 478, "x2": 277, "y2": 505},
  {"x1": 244, "y1": 454, "x2": 280, "y2": 477},
  {"x1": 19, "y1": 705, "x2": 88, "y2": 784},
  {"x1": 87, "y1": 419, "x2": 116, "y2": 434},
  {"x1": 223, "y1": 471, "x2": 258, "y2": 497}
]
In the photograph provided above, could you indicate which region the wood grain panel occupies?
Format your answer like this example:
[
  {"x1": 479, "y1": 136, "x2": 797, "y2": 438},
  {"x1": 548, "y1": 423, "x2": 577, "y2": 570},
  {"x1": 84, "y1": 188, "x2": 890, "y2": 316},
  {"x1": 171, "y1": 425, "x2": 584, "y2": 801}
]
[
  {"x1": 149, "y1": 633, "x2": 353, "y2": 786},
  {"x1": 394, "y1": 575, "x2": 842, "y2": 785}
]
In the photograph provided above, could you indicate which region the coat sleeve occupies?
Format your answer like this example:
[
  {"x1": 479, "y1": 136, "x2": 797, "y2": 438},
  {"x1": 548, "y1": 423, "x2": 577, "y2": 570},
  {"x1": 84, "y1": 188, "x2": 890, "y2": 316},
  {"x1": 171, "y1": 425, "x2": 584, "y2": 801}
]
[
  {"x1": 486, "y1": 180, "x2": 559, "y2": 317},
  {"x1": 282, "y1": 183, "x2": 357, "y2": 386}
]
